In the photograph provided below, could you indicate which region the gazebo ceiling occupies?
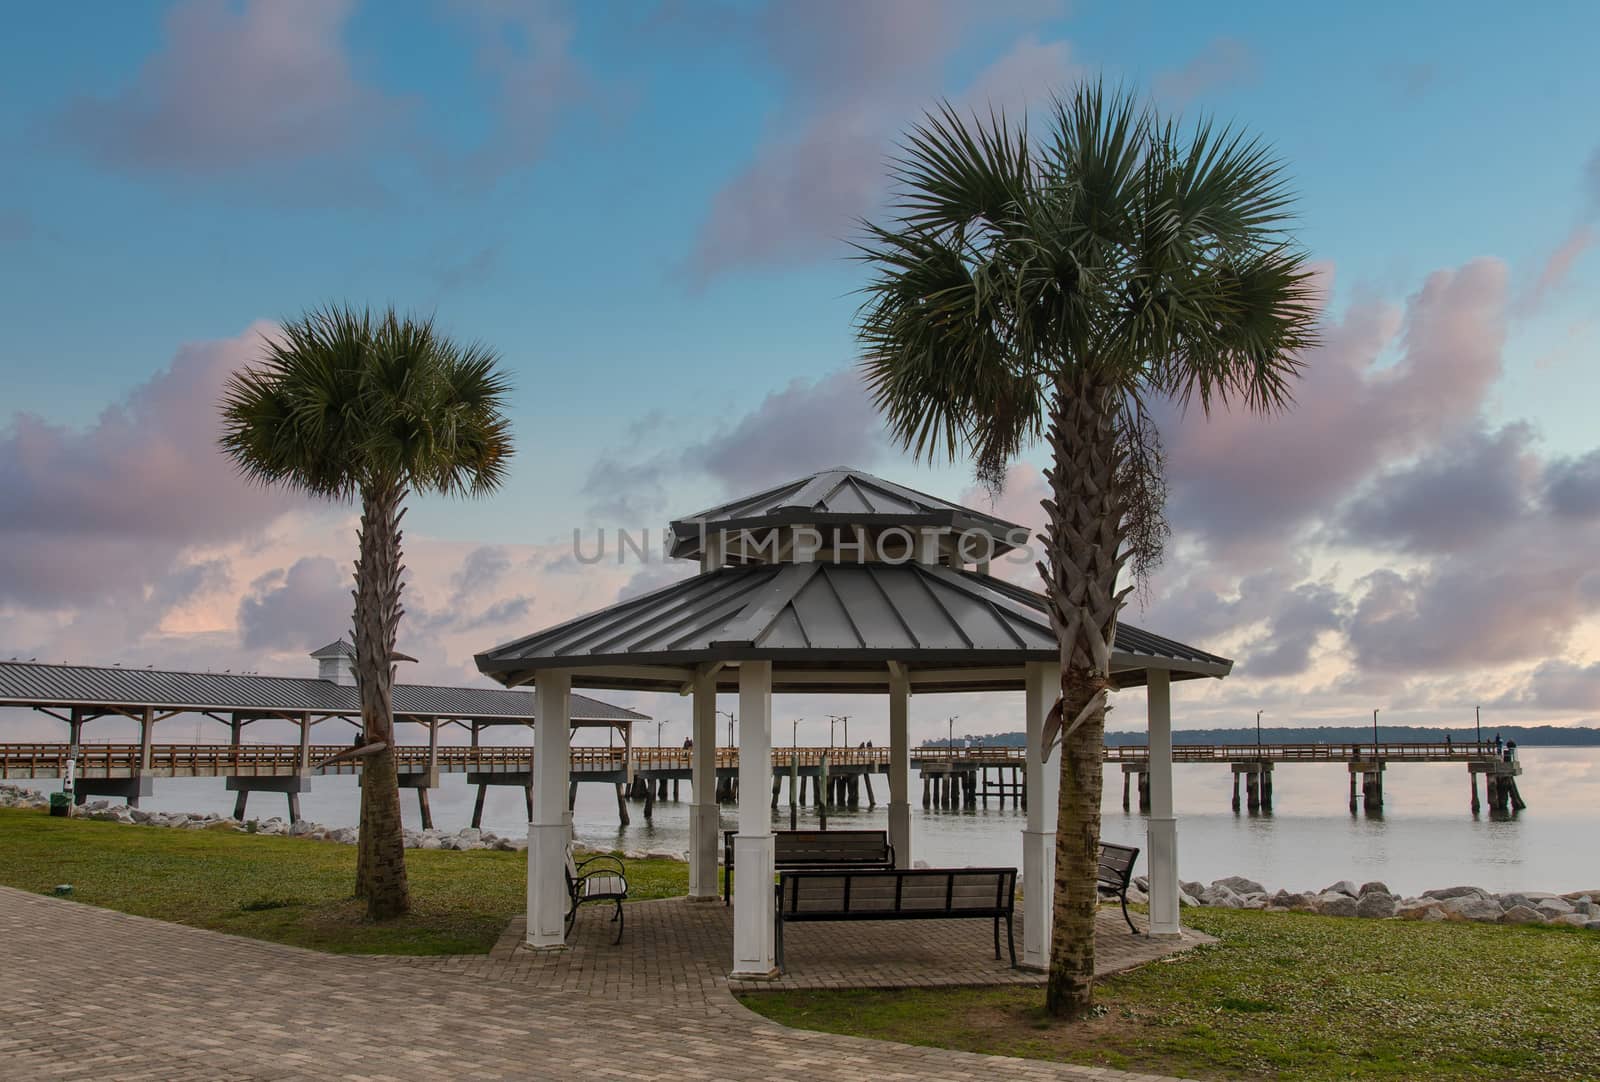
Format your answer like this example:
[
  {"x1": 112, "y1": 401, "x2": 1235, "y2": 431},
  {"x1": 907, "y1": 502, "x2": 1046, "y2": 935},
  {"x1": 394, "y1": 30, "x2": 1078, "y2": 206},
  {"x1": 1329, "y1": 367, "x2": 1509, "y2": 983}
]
[
  {"x1": 666, "y1": 466, "x2": 1028, "y2": 562},
  {"x1": 476, "y1": 561, "x2": 1231, "y2": 695}
]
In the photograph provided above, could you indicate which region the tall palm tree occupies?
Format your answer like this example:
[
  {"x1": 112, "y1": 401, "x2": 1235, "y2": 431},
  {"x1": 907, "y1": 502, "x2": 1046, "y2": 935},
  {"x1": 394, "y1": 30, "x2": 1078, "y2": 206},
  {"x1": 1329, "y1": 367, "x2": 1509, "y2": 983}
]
[
  {"x1": 219, "y1": 306, "x2": 513, "y2": 920},
  {"x1": 856, "y1": 83, "x2": 1317, "y2": 1016}
]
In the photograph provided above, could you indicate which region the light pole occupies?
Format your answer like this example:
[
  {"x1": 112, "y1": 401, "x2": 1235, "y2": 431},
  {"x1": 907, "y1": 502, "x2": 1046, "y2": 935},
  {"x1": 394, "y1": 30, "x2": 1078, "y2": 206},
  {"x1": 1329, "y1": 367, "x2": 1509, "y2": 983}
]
[
  {"x1": 717, "y1": 710, "x2": 735, "y2": 749},
  {"x1": 657, "y1": 718, "x2": 668, "y2": 748},
  {"x1": 1372, "y1": 708, "x2": 1379, "y2": 755},
  {"x1": 1475, "y1": 705, "x2": 1482, "y2": 750},
  {"x1": 826, "y1": 714, "x2": 849, "y2": 748},
  {"x1": 792, "y1": 717, "x2": 802, "y2": 747},
  {"x1": 947, "y1": 714, "x2": 959, "y2": 750},
  {"x1": 1256, "y1": 709, "x2": 1262, "y2": 752}
]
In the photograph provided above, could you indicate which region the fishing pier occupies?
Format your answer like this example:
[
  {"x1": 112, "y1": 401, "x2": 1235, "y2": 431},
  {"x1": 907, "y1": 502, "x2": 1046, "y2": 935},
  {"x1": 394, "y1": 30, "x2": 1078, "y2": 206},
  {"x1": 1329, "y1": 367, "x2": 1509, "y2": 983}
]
[{"x1": 1, "y1": 738, "x2": 1525, "y2": 822}]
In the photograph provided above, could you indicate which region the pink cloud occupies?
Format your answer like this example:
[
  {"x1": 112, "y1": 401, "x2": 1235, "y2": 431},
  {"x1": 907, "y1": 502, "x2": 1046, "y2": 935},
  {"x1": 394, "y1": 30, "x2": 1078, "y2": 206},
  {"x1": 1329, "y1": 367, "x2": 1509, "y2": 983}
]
[
  {"x1": 0, "y1": 323, "x2": 309, "y2": 609},
  {"x1": 1158, "y1": 258, "x2": 1509, "y2": 565},
  {"x1": 59, "y1": 0, "x2": 402, "y2": 175},
  {"x1": 689, "y1": 3, "x2": 1071, "y2": 278},
  {"x1": 1521, "y1": 224, "x2": 1595, "y2": 313}
]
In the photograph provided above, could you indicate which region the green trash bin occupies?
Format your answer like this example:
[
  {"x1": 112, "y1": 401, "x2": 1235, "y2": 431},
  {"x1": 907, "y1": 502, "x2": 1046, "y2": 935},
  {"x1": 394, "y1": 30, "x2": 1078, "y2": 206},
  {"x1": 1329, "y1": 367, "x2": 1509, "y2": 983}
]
[{"x1": 49, "y1": 792, "x2": 70, "y2": 817}]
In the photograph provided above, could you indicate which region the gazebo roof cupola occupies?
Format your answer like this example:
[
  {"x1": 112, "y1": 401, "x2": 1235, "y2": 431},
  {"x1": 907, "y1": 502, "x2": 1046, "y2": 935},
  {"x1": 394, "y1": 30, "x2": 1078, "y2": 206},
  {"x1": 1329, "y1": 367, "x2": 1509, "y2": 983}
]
[{"x1": 666, "y1": 466, "x2": 1028, "y2": 569}]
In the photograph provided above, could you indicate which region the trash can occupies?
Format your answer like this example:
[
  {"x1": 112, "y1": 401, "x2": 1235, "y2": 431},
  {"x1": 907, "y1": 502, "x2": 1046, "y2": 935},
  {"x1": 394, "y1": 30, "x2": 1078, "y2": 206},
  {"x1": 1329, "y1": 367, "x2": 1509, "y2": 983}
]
[{"x1": 49, "y1": 792, "x2": 70, "y2": 818}]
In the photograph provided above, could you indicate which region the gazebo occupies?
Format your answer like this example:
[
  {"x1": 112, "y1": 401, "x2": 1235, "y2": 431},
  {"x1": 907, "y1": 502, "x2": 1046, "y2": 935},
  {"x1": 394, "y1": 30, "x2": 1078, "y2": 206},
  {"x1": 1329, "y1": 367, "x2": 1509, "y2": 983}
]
[{"x1": 477, "y1": 467, "x2": 1231, "y2": 978}]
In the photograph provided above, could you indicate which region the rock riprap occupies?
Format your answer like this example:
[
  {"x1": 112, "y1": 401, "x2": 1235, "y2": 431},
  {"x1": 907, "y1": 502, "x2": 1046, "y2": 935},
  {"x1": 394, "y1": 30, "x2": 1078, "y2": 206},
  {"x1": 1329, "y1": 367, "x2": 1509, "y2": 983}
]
[
  {"x1": 0, "y1": 783, "x2": 694, "y2": 859},
  {"x1": 1166, "y1": 870, "x2": 1600, "y2": 929}
]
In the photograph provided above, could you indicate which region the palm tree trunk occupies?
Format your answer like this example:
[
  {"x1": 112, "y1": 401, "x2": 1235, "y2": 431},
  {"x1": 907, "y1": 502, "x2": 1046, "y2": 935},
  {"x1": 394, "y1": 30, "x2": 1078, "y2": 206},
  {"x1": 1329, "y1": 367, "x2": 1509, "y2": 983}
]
[
  {"x1": 1041, "y1": 374, "x2": 1126, "y2": 1017},
  {"x1": 352, "y1": 478, "x2": 411, "y2": 920}
]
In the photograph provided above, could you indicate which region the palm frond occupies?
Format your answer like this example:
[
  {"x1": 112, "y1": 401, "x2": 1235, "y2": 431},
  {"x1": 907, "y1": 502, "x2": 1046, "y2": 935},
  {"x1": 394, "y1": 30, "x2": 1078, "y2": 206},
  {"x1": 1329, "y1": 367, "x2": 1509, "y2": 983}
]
[{"x1": 217, "y1": 305, "x2": 515, "y2": 503}]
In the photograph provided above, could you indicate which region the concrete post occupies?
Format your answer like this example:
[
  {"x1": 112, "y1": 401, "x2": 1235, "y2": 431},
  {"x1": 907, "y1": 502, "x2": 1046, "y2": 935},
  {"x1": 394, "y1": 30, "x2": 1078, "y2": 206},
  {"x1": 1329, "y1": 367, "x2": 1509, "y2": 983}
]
[
  {"x1": 138, "y1": 706, "x2": 154, "y2": 772},
  {"x1": 297, "y1": 713, "x2": 311, "y2": 772},
  {"x1": 1146, "y1": 669, "x2": 1180, "y2": 938},
  {"x1": 689, "y1": 669, "x2": 719, "y2": 900},
  {"x1": 1022, "y1": 660, "x2": 1061, "y2": 969},
  {"x1": 732, "y1": 661, "x2": 776, "y2": 977},
  {"x1": 887, "y1": 662, "x2": 911, "y2": 868},
  {"x1": 528, "y1": 670, "x2": 573, "y2": 950}
]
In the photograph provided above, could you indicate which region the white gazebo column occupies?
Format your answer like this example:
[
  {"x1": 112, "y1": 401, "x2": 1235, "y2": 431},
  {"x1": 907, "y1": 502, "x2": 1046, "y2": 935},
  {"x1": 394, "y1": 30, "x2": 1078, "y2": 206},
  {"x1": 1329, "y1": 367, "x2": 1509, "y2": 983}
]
[
  {"x1": 887, "y1": 662, "x2": 912, "y2": 868},
  {"x1": 688, "y1": 667, "x2": 720, "y2": 900},
  {"x1": 1146, "y1": 668, "x2": 1180, "y2": 938},
  {"x1": 732, "y1": 660, "x2": 776, "y2": 977},
  {"x1": 527, "y1": 670, "x2": 573, "y2": 950},
  {"x1": 1022, "y1": 659, "x2": 1062, "y2": 969}
]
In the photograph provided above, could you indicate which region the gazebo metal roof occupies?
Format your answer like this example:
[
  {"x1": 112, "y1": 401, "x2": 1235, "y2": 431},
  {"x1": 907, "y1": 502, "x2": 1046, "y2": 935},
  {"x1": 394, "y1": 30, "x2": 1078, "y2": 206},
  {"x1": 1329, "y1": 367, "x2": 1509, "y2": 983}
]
[
  {"x1": 477, "y1": 561, "x2": 1230, "y2": 694},
  {"x1": 0, "y1": 659, "x2": 647, "y2": 726},
  {"x1": 667, "y1": 466, "x2": 1028, "y2": 561}
]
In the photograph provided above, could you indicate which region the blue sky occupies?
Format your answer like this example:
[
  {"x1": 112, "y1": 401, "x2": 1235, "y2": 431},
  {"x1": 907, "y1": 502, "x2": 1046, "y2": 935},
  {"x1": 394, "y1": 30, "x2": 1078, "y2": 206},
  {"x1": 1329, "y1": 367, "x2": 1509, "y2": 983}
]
[{"x1": 1, "y1": 1, "x2": 1598, "y2": 739}]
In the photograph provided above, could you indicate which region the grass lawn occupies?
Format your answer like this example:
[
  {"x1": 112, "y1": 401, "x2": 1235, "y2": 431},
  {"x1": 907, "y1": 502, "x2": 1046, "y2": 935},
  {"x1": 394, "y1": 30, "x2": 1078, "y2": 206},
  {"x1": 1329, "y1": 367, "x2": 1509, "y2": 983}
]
[
  {"x1": 0, "y1": 807, "x2": 686, "y2": 956},
  {"x1": 742, "y1": 907, "x2": 1600, "y2": 1082}
]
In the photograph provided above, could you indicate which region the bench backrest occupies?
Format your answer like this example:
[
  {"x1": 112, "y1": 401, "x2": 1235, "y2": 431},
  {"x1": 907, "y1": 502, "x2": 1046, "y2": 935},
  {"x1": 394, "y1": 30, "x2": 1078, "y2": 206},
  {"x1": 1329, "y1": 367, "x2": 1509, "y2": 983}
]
[
  {"x1": 1097, "y1": 842, "x2": 1140, "y2": 888},
  {"x1": 778, "y1": 868, "x2": 1016, "y2": 917},
  {"x1": 725, "y1": 829, "x2": 892, "y2": 867}
]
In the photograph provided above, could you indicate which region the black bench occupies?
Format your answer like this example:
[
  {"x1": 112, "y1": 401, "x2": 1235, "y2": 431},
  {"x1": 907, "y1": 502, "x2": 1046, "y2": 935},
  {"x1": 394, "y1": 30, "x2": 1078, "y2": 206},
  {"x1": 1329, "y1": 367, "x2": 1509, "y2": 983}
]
[
  {"x1": 1098, "y1": 842, "x2": 1141, "y2": 933},
  {"x1": 723, "y1": 829, "x2": 895, "y2": 904},
  {"x1": 774, "y1": 867, "x2": 1018, "y2": 970},
  {"x1": 565, "y1": 851, "x2": 629, "y2": 944}
]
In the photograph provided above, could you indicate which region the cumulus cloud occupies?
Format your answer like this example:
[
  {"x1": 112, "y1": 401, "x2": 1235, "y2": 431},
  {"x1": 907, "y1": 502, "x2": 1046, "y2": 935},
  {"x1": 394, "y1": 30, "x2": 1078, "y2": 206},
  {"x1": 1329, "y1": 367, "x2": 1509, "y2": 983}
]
[
  {"x1": 1545, "y1": 449, "x2": 1600, "y2": 519},
  {"x1": 1236, "y1": 580, "x2": 1348, "y2": 678},
  {"x1": 689, "y1": 1, "x2": 1070, "y2": 277},
  {"x1": 1521, "y1": 224, "x2": 1595, "y2": 313},
  {"x1": 585, "y1": 367, "x2": 895, "y2": 518},
  {"x1": 238, "y1": 557, "x2": 350, "y2": 651},
  {"x1": 1338, "y1": 424, "x2": 1540, "y2": 554},
  {"x1": 686, "y1": 368, "x2": 892, "y2": 492},
  {"x1": 0, "y1": 323, "x2": 307, "y2": 609},
  {"x1": 58, "y1": 0, "x2": 401, "y2": 175},
  {"x1": 1346, "y1": 547, "x2": 1600, "y2": 675},
  {"x1": 1157, "y1": 258, "x2": 1509, "y2": 567},
  {"x1": 1505, "y1": 659, "x2": 1600, "y2": 712}
]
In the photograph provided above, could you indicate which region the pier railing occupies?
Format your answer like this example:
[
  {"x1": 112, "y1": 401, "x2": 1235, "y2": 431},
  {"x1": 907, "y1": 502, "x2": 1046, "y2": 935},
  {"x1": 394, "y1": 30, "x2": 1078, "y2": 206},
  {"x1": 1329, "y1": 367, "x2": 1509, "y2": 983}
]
[
  {"x1": 1104, "y1": 741, "x2": 1499, "y2": 764},
  {"x1": 0, "y1": 739, "x2": 1505, "y2": 780}
]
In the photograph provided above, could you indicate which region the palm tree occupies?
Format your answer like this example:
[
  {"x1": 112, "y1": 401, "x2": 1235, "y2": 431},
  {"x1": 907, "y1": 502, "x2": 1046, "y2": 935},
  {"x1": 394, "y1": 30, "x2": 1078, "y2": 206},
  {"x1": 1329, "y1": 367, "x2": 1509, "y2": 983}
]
[
  {"x1": 219, "y1": 306, "x2": 513, "y2": 920},
  {"x1": 856, "y1": 83, "x2": 1317, "y2": 1016}
]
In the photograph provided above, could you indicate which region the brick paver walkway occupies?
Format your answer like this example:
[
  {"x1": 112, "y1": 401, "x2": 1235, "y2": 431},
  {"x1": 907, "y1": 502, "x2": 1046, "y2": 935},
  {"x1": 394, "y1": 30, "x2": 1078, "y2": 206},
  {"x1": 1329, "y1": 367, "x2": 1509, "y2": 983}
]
[{"x1": 0, "y1": 885, "x2": 1205, "y2": 1081}]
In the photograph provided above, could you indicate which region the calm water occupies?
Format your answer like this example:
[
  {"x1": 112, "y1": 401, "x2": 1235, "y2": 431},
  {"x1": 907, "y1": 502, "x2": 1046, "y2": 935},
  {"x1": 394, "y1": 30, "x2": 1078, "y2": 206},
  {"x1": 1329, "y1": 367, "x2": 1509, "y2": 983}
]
[{"x1": 21, "y1": 748, "x2": 1600, "y2": 897}]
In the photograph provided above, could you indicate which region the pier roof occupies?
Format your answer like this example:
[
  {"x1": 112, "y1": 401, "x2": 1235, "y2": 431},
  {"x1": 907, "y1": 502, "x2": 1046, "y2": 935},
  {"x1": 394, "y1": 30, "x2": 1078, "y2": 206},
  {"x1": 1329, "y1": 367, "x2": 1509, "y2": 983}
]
[{"x1": 0, "y1": 659, "x2": 646, "y2": 726}]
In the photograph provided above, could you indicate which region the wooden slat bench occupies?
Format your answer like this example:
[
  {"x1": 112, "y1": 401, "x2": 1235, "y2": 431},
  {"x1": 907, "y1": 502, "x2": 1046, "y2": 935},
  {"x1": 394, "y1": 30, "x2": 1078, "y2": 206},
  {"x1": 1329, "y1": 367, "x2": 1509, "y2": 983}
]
[
  {"x1": 774, "y1": 867, "x2": 1018, "y2": 970},
  {"x1": 565, "y1": 851, "x2": 629, "y2": 944},
  {"x1": 722, "y1": 829, "x2": 895, "y2": 904},
  {"x1": 1098, "y1": 842, "x2": 1141, "y2": 933}
]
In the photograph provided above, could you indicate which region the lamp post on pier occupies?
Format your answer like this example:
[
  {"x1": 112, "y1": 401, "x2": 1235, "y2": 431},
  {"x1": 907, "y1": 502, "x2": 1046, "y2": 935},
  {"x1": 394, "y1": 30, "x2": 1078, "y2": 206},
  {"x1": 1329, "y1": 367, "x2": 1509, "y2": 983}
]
[
  {"x1": 1256, "y1": 709, "x2": 1262, "y2": 753},
  {"x1": 947, "y1": 714, "x2": 959, "y2": 750},
  {"x1": 826, "y1": 714, "x2": 850, "y2": 748},
  {"x1": 717, "y1": 710, "x2": 734, "y2": 750},
  {"x1": 792, "y1": 717, "x2": 802, "y2": 748},
  {"x1": 1373, "y1": 708, "x2": 1380, "y2": 757}
]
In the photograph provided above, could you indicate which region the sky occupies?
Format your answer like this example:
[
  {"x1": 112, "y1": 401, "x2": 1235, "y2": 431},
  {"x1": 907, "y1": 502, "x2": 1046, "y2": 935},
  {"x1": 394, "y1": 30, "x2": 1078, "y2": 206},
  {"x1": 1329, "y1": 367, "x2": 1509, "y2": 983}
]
[{"x1": 2, "y1": 0, "x2": 1598, "y2": 746}]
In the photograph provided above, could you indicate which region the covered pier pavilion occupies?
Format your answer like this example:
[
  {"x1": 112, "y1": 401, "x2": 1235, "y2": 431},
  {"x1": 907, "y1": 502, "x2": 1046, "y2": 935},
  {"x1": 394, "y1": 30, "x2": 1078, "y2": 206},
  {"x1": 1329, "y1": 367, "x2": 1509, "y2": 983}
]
[
  {"x1": 477, "y1": 467, "x2": 1231, "y2": 977},
  {"x1": 0, "y1": 643, "x2": 646, "y2": 824}
]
